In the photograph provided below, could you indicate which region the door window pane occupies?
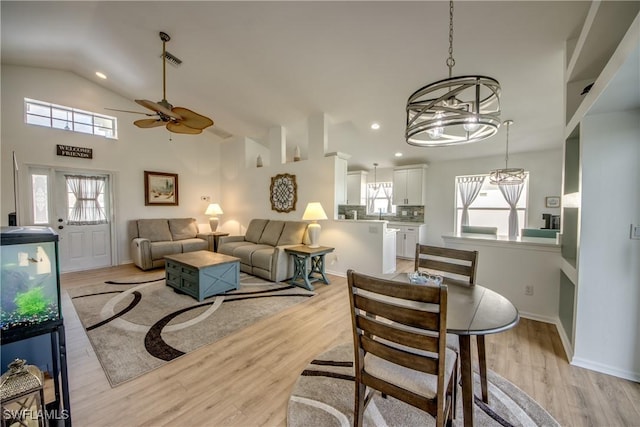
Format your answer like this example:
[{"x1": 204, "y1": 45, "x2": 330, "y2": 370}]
[{"x1": 31, "y1": 174, "x2": 49, "y2": 224}]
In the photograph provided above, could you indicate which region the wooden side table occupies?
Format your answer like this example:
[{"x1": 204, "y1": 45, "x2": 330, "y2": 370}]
[
  {"x1": 284, "y1": 245, "x2": 335, "y2": 291},
  {"x1": 199, "y1": 231, "x2": 229, "y2": 252}
]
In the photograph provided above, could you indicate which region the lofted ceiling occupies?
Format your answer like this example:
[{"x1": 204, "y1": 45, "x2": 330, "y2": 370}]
[{"x1": 1, "y1": 1, "x2": 592, "y2": 170}]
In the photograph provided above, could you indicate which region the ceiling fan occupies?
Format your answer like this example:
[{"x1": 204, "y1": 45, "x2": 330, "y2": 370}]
[{"x1": 108, "y1": 31, "x2": 213, "y2": 135}]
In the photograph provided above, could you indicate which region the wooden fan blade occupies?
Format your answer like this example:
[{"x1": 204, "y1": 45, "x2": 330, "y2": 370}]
[
  {"x1": 135, "y1": 99, "x2": 182, "y2": 120},
  {"x1": 134, "y1": 118, "x2": 165, "y2": 128},
  {"x1": 166, "y1": 121, "x2": 202, "y2": 134},
  {"x1": 104, "y1": 107, "x2": 155, "y2": 116},
  {"x1": 172, "y1": 107, "x2": 214, "y2": 130}
]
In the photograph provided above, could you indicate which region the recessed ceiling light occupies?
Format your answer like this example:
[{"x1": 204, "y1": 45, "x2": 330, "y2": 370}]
[
  {"x1": 370, "y1": 123, "x2": 380, "y2": 130},
  {"x1": 395, "y1": 152, "x2": 403, "y2": 157},
  {"x1": 95, "y1": 72, "x2": 107, "y2": 79}
]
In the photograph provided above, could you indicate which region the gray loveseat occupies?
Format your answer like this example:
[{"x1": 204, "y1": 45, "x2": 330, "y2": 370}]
[
  {"x1": 129, "y1": 218, "x2": 214, "y2": 270},
  {"x1": 218, "y1": 219, "x2": 309, "y2": 282}
]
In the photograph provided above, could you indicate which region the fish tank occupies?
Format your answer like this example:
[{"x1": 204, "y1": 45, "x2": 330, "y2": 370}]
[{"x1": 1, "y1": 226, "x2": 61, "y2": 343}]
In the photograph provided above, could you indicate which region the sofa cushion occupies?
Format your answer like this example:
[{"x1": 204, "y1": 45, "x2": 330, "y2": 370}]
[
  {"x1": 277, "y1": 221, "x2": 307, "y2": 246},
  {"x1": 150, "y1": 241, "x2": 182, "y2": 260},
  {"x1": 258, "y1": 220, "x2": 285, "y2": 246},
  {"x1": 245, "y1": 219, "x2": 269, "y2": 243},
  {"x1": 233, "y1": 244, "x2": 273, "y2": 266},
  {"x1": 252, "y1": 248, "x2": 275, "y2": 271},
  {"x1": 169, "y1": 218, "x2": 198, "y2": 240},
  {"x1": 180, "y1": 238, "x2": 208, "y2": 253},
  {"x1": 219, "y1": 241, "x2": 254, "y2": 256},
  {"x1": 138, "y1": 219, "x2": 172, "y2": 242}
]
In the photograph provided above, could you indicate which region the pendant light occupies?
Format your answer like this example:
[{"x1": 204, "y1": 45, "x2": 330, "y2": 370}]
[
  {"x1": 406, "y1": 0, "x2": 501, "y2": 147},
  {"x1": 489, "y1": 120, "x2": 525, "y2": 185},
  {"x1": 372, "y1": 163, "x2": 379, "y2": 191}
]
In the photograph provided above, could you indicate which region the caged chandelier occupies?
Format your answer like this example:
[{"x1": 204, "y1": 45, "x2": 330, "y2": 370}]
[
  {"x1": 489, "y1": 120, "x2": 525, "y2": 185},
  {"x1": 405, "y1": 0, "x2": 501, "y2": 147}
]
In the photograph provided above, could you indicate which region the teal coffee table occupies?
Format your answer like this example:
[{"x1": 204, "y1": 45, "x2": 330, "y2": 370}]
[{"x1": 165, "y1": 250, "x2": 240, "y2": 301}]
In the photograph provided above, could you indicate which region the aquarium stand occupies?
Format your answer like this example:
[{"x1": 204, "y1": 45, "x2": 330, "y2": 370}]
[{"x1": 1, "y1": 320, "x2": 71, "y2": 426}]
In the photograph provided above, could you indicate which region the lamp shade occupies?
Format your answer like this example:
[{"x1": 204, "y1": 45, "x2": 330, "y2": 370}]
[
  {"x1": 205, "y1": 203, "x2": 223, "y2": 216},
  {"x1": 302, "y1": 202, "x2": 327, "y2": 221}
]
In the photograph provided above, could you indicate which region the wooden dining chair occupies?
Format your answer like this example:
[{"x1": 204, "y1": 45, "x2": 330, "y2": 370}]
[
  {"x1": 414, "y1": 244, "x2": 478, "y2": 286},
  {"x1": 414, "y1": 244, "x2": 491, "y2": 404},
  {"x1": 347, "y1": 270, "x2": 458, "y2": 427}
]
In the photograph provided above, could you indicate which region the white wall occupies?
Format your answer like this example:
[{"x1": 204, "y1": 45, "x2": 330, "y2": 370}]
[
  {"x1": 1, "y1": 65, "x2": 223, "y2": 264},
  {"x1": 574, "y1": 109, "x2": 640, "y2": 380},
  {"x1": 423, "y1": 149, "x2": 563, "y2": 245}
]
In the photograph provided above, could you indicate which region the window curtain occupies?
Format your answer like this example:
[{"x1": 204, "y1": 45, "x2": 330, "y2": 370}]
[
  {"x1": 66, "y1": 175, "x2": 107, "y2": 225},
  {"x1": 367, "y1": 183, "x2": 381, "y2": 213},
  {"x1": 457, "y1": 176, "x2": 485, "y2": 230},
  {"x1": 380, "y1": 182, "x2": 393, "y2": 213},
  {"x1": 499, "y1": 182, "x2": 524, "y2": 237}
]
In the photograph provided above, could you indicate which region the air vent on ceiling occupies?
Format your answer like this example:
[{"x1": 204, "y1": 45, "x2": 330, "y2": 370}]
[
  {"x1": 161, "y1": 51, "x2": 182, "y2": 67},
  {"x1": 210, "y1": 126, "x2": 233, "y2": 139}
]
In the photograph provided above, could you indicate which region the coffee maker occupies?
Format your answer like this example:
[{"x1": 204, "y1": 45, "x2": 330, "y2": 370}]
[{"x1": 542, "y1": 213, "x2": 561, "y2": 230}]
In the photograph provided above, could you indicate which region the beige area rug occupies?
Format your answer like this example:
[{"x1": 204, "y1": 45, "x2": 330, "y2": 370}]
[
  {"x1": 68, "y1": 272, "x2": 314, "y2": 387},
  {"x1": 288, "y1": 343, "x2": 559, "y2": 427}
]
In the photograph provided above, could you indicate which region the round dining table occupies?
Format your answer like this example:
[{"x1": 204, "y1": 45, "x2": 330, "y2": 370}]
[{"x1": 393, "y1": 273, "x2": 520, "y2": 427}]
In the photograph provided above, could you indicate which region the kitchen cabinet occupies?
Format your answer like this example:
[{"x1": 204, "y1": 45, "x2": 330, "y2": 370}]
[
  {"x1": 392, "y1": 166, "x2": 426, "y2": 205},
  {"x1": 390, "y1": 223, "x2": 426, "y2": 259},
  {"x1": 346, "y1": 171, "x2": 367, "y2": 205}
]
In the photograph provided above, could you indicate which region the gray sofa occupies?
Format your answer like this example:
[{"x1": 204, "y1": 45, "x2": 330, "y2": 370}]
[
  {"x1": 218, "y1": 219, "x2": 309, "y2": 282},
  {"x1": 129, "y1": 218, "x2": 214, "y2": 270}
]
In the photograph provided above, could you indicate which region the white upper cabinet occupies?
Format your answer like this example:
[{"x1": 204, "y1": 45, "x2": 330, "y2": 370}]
[
  {"x1": 393, "y1": 165, "x2": 427, "y2": 206},
  {"x1": 346, "y1": 171, "x2": 367, "y2": 205}
]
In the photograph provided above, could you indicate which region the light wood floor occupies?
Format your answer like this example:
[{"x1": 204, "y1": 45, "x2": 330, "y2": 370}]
[{"x1": 59, "y1": 262, "x2": 640, "y2": 427}]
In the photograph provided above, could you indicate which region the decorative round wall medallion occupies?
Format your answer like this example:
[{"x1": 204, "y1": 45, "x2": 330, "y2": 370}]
[{"x1": 270, "y1": 173, "x2": 297, "y2": 213}]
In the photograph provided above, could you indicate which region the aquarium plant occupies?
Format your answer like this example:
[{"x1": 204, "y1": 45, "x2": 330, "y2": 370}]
[{"x1": 14, "y1": 287, "x2": 48, "y2": 317}]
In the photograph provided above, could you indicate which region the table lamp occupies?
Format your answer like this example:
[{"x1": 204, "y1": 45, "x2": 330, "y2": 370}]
[
  {"x1": 205, "y1": 203, "x2": 223, "y2": 232},
  {"x1": 302, "y1": 202, "x2": 327, "y2": 248}
]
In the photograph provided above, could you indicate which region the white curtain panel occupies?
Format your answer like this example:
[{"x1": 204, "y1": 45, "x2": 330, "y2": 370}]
[
  {"x1": 499, "y1": 182, "x2": 524, "y2": 237},
  {"x1": 457, "y1": 176, "x2": 485, "y2": 230}
]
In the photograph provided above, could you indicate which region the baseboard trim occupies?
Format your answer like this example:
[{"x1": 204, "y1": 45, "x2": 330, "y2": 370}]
[
  {"x1": 517, "y1": 311, "x2": 556, "y2": 325},
  {"x1": 572, "y1": 357, "x2": 640, "y2": 382},
  {"x1": 553, "y1": 319, "x2": 574, "y2": 362}
]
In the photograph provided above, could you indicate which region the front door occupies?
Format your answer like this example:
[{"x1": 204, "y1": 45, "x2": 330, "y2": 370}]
[{"x1": 27, "y1": 167, "x2": 113, "y2": 272}]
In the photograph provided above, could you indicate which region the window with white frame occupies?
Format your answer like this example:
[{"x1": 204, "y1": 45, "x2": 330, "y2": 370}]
[
  {"x1": 24, "y1": 98, "x2": 117, "y2": 139},
  {"x1": 65, "y1": 175, "x2": 108, "y2": 225},
  {"x1": 367, "y1": 182, "x2": 396, "y2": 215},
  {"x1": 455, "y1": 173, "x2": 529, "y2": 235}
]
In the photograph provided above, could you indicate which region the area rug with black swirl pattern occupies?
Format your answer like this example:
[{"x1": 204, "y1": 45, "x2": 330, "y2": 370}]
[
  {"x1": 68, "y1": 272, "x2": 314, "y2": 387},
  {"x1": 288, "y1": 343, "x2": 559, "y2": 427}
]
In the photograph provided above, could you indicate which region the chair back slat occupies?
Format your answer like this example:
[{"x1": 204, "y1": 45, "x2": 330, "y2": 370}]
[
  {"x1": 361, "y1": 335, "x2": 439, "y2": 375},
  {"x1": 353, "y1": 293, "x2": 440, "y2": 331},
  {"x1": 355, "y1": 310, "x2": 440, "y2": 353},
  {"x1": 414, "y1": 244, "x2": 478, "y2": 286},
  {"x1": 352, "y1": 272, "x2": 442, "y2": 302}
]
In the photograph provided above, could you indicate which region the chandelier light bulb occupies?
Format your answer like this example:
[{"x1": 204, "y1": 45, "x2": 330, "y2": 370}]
[{"x1": 463, "y1": 117, "x2": 480, "y2": 132}]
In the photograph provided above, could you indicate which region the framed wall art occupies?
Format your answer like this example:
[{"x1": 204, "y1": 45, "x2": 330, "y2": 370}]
[
  {"x1": 545, "y1": 196, "x2": 560, "y2": 208},
  {"x1": 270, "y1": 173, "x2": 297, "y2": 213},
  {"x1": 145, "y1": 171, "x2": 179, "y2": 206}
]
